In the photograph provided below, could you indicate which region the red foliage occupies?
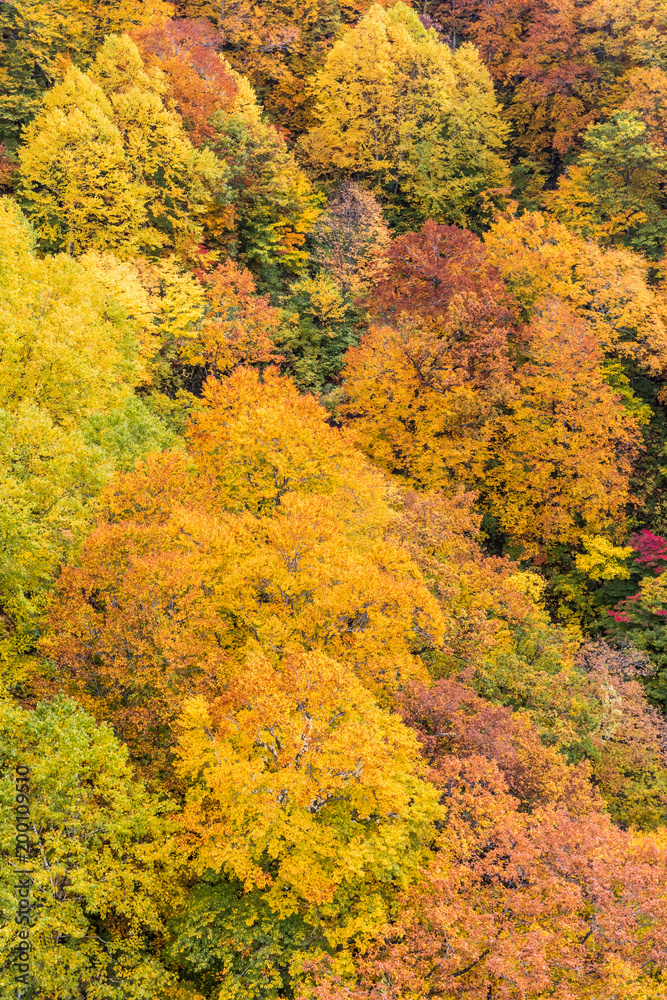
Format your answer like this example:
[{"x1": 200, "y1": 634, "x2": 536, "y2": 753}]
[
  {"x1": 369, "y1": 220, "x2": 516, "y2": 324},
  {"x1": 398, "y1": 678, "x2": 598, "y2": 813},
  {"x1": 366, "y1": 220, "x2": 522, "y2": 393},
  {"x1": 630, "y1": 529, "x2": 667, "y2": 574}
]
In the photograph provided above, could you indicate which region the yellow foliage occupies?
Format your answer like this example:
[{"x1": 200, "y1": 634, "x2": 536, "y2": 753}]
[
  {"x1": 175, "y1": 649, "x2": 441, "y2": 952},
  {"x1": 0, "y1": 198, "x2": 138, "y2": 425},
  {"x1": 485, "y1": 210, "x2": 667, "y2": 374},
  {"x1": 575, "y1": 535, "x2": 633, "y2": 582},
  {"x1": 18, "y1": 35, "x2": 220, "y2": 258},
  {"x1": 291, "y1": 273, "x2": 347, "y2": 324},
  {"x1": 304, "y1": 2, "x2": 508, "y2": 226}
]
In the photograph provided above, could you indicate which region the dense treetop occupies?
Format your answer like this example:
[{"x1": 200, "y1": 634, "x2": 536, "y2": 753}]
[{"x1": 2, "y1": 2, "x2": 667, "y2": 998}]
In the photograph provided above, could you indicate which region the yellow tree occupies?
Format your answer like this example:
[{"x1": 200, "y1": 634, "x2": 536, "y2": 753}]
[
  {"x1": 16, "y1": 68, "x2": 145, "y2": 255},
  {"x1": 0, "y1": 0, "x2": 173, "y2": 150},
  {"x1": 0, "y1": 695, "x2": 183, "y2": 999},
  {"x1": 342, "y1": 320, "x2": 501, "y2": 491},
  {"x1": 304, "y1": 2, "x2": 508, "y2": 228},
  {"x1": 484, "y1": 210, "x2": 667, "y2": 377},
  {"x1": 341, "y1": 222, "x2": 518, "y2": 493},
  {"x1": 0, "y1": 199, "x2": 177, "y2": 686},
  {"x1": 0, "y1": 198, "x2": 138, "y2": 425},
  {"x1": 18, "y1": 34, "x2": 220, "y2": 257},
  {"x1": 545, "y1": 111, "x2": 667, "y2": 259},
  {"x1": 341, "y1": 219, "x2": 643, "y2": 558},
  {"x1": 173, "y1": 651, "x2": 441, "y2": 995}
]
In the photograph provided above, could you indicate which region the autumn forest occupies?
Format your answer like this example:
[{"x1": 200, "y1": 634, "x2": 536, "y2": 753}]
[{"x1": 3, "y1": 0, "x2": 667, "y2": 997}]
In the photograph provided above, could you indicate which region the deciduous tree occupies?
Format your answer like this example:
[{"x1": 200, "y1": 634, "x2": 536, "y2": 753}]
[
  {"x1": 18, "y1": 34, "x2": 220, "y2": 257},
  {"x1": 0, "y1": 695, "x2": 182, "y2": 999},
  {"x1": 304, "y1": 3, "x2": 509, "y2": 229},
  {"x1": 546, "y1": 111, "x2": 667, "y2": 259},
  {"x1": 41, "y1": 370, "x2": 445, "y2": 774},
  {"x1": 481, "y1": 301, "x2": 641, "y2": 559}
]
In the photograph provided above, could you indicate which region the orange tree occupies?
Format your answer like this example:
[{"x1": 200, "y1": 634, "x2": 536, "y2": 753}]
[{"x1": 40, "y1": 368, "x2": 446, "y2": 778}]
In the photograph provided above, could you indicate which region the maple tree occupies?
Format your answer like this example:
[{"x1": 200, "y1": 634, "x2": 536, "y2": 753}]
[
  {"x1": 425, "y1": 0, "x2": 667, "y2": 205},
  {"x1": 131, "y1": 16, "x2": 238, "y2": 147},
  {"x1": 297, "y1": 678, "x2": 667, "y2": 999},
  {"x1": 174, "y1": 0, "x2": 398, "y2": 133},
  {"x1": 132, "y1": 21, "x2": 323, "y2": 289}
]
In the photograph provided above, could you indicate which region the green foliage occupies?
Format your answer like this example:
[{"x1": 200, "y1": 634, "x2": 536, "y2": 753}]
[
  {"x1": 0, "y1": 198, "x2": 180, "y2": 687},
  {"x1": 0, "y1": 695, "x2": 179, "y2": 999},
  {"x1": 277, "y1": 279, "x2": 362, "y2": 393},
  {"x1": 167, "y1": 877, "x2": 329, "y2": 999},
  {"x1": 82, "y1": 396, "x2": 182, "y2": 472},
  {"x1": 2, "y1": 6, "x2": 667, "y2": 996},
  {"x1": 548, "y1": 111, "x2": 667, "y2": 259},
  {"x1": 204, "y1": 98, "x2": 322, "y2": 293}
]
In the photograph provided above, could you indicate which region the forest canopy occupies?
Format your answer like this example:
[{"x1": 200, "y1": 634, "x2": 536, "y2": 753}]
[{"x1": 2, "y1": 1, "x2": 667, "y2": 998}]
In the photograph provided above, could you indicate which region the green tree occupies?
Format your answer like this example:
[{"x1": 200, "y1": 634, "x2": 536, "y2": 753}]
[
  {"x1": 0, "y1": 696, "x2": 181, "y2": 999},
  {"x1": 547, "y1": 111, "x2": 667, "y2": 259},
  {"x1": 201, "y1": 71, "x2": 322, "y2": 291},
  {"x1": 0, "y1": 199, "x2": 179, "y2": 686}
]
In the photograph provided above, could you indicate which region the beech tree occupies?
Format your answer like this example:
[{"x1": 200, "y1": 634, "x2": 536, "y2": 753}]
[
  {"x1": 0, "y1": 696, "x2": 181, "y2": 999},
  {"x1": 0, "y1": 199, "x2": 177, "y2": 687},
  {"x1": 0, "y1": 0, "x2": 173, "y2": 150},
  {"x1": 341, "y1": 222, "x2": 518, "y2": 491},
  {"x1": 484, "y1": 211, "x2": 667, "y2": 377},
  {"x1": 304, "y1": 2, "x2": 509, "y2": 229},
  {"x1": 172, "y1": 652, "x2": 441, "y2": 995},
  {"x1": 482, "y1": 301, "x2": 641, "y2": 559},
  {"x1": 41, "y1": 370, "x2": 445, "y2": 774},
  {"x1": 18, "y1": 34, "x2": 220, "y2": 256}
]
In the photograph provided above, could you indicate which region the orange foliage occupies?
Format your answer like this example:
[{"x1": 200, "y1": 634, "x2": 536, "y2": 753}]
[
  {"x1": 390, "y1": 490, "x2": 538, "y2": 671},
  {"x1": 40, "y1": 371, "x2": 446, "y2": 776},
  {"x1": 183, "y1": 260, "x2": 282, "y2": 377},
  {"x1": 132, "y1": 17, "x2": 237, "y2": 146},
  {"x1": 342, "y1": 222, "x2": 519, "y2": 493},
  {"x1": 482, "y1": 300, "x2": 641, "y2": 558},
  {"x1": 300, "y1": 682, "x2": 667, "y2": 1000}
]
